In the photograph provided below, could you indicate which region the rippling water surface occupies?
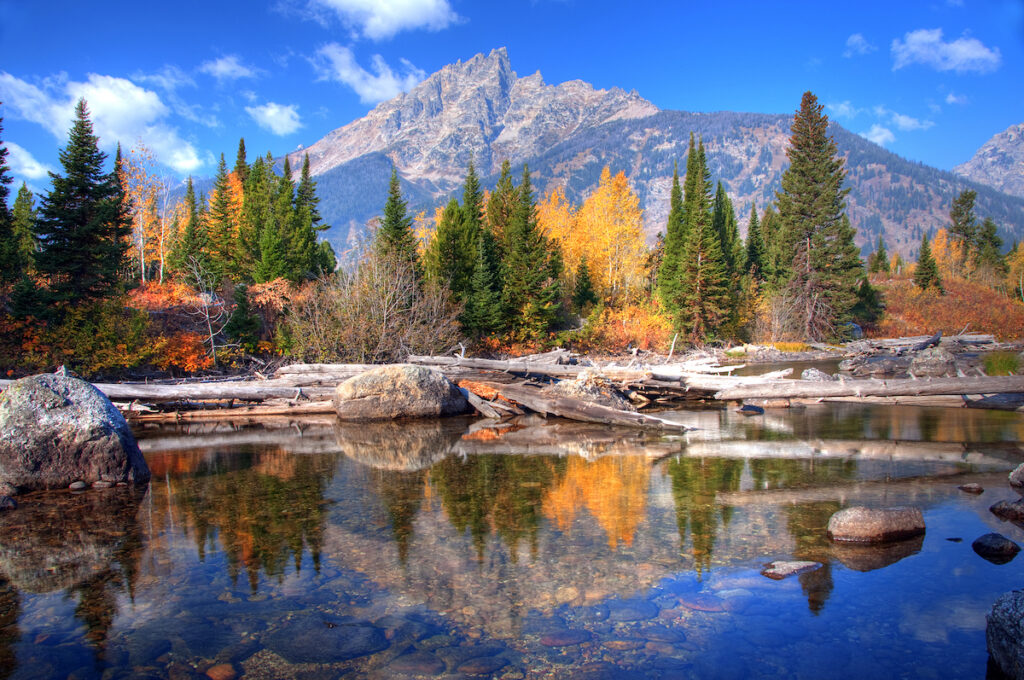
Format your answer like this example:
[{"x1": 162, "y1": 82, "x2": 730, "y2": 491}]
[{"x1": 2, "y1": 404, "x2": 1023, "y2": 679}]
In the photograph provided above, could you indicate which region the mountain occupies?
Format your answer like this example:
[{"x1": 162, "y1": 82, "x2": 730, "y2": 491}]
[
  {"x1": 287, "y1": 48, "x2": 1024, "y2": 259},
  {"x1": 954, "y1": 123, "x2": 1024, "y2": 200}
]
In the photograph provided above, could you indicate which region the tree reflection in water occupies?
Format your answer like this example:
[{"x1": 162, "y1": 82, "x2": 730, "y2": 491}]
[{"x1": 0, "y1": 578, "x2": 18, "y2": 680}]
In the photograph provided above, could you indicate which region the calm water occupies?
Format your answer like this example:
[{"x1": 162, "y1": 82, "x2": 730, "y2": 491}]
[{"x1": 2, "y1": 404, "x2": 1024, "y2": 679}]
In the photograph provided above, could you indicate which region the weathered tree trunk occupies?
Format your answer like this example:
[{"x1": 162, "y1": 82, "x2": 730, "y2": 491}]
[{"x1": 715, "y1": 375, "x2": 1024, "y2": 401}]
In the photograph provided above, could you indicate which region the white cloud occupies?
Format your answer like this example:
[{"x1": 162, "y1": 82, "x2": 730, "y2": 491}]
[
  {"x1": 844, "y1": 33, "x2": 876, "y2": 58},
  {"x1": 199, "y1": 55, "x2": 261, "y2": 81},
  {"x1": 890, "y1": 112, "x2": 934, "y2": 131},
  {"x1": 862, "y1": 124, "x2": 895, "y2": 146},
  {"x1": 134, "y1": 65, "x2": 195, "y2": 91},
  {"x1": 245, "y1": 102, "x2": 303, "y2": 135},
  {"x1": 945, "y1": 91, "x2": 968, "y2": 105},
  {"x1": 311, "y1": 0, "x2": 458, "y2": 40},
  {"x1": 314, "y1": 43, "x2": 425, "y2": 103},
  {"x1": 891, "y1": 28, "x2": 1001, "y2": 74},
  {"x1": 827, "y1": 100, "x2": 862, "y2": 119},
  {"x1": 5, "y1": 141, "x2": 54, "y2": 180},
  {"x1": 0, "y1": 71, "x2": 204, "y2": 174}
]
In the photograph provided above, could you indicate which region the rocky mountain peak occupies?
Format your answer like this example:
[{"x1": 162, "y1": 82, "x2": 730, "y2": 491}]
[
  {"x1": 954, "y1": 122, "x2": 1024, "y2": 199},
  {"x1": 290, "y1": 48, "x2": 658, "y2": 185}
]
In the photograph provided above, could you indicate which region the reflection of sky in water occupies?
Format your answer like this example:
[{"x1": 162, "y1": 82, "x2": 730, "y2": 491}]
[{"x1": 1, "y1": 407, "x2": 1022, "y2": 679}]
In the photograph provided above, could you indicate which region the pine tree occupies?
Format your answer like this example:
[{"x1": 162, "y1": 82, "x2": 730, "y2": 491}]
[
  {"x1": 868, "y1": 235, "x2": 890, "y2": 275},
  {"x1": 502, "y1": 165, "x2": 562, "y2": 337},
  {"x1": 572, "y1": 256, "x2": 599, "y2": 314},
  {"x1": 462, "y1": 156, "x2": 484, "y2": 236},
  {"x1": 239, "y1": 155, "x2": 274, "y2": 279},
  {"x1": 295, "y1": 153, "x2": 334, "y2": 276},
  {"x1": 712, "y1": 181, "x2": 742, "y2": 275},
  {"x1": 425, "y1": 197, "x2": 476, "y2": 301},
  {"x1": 774, "y1": 91, "x2": 860, "y2": 340},
  {"x1": 223, "y1": 284, "x2": 261, "y2": 351},
  {"x1": 974, "y1": 217, "x2": 1005, "y2": 279},
  {"x1": 377, "y1": 167, "x2": 420, "y2": 279},
  {"x1": 486, "y1": 159, "x2": 517, "y2": 252},
  {"x1": 948, "y1": 189, "x2": 978, "y2": 273},
  {"x1": 463, "y1": 225, "x2": 504, "y2": 336},
  {"x1": 206, "y1": 154, "x2": 237, "y2": 280},
  {"x1": 0, "y1": 116, "x2": 20, "y2": 288},
  {"x1": 657, "y1": 160, "x2": 685, "y2": 311},
  {"x1": 34, "y1": 99, "x2": 131, "y2": 310},
  {"x1": 851, "y1": 277, "x2": 883, "y2": 323},
  {"x1": 168, "y1": 177, "x2": 207, "y2": 275},
  {"x1": 233, "y1": 138, "x2": 248, "y2": 182},
  {"x1": 744, "y1": 202, "x2": 766, "y2": 280},
  {"x1": 914, "y1": 233, "x2": 942, "y2": 293}
]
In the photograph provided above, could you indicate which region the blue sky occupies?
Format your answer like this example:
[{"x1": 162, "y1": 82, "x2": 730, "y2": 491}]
[{"x1": 1, "y1": 0, "x2": 1021, "y2": 192}]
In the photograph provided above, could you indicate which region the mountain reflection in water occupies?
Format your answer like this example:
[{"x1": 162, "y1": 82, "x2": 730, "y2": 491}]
[{"x1": 0, "y1": 403, "x2": 1021, "y2": 679}]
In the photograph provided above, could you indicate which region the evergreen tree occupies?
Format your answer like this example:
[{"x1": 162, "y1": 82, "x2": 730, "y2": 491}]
[
  {"x1": 572, "y1": 256, "x2": 599, "y2": 314},
  {"x1": 913, "y1": 233, "x2": 942, "y2": 293},
  {"x1": 168, "y1": 177, "x2": 207, "y2": 275},
  {"x1": 34, "y1": 99, "x2": 131, "y2": 310},
  {"x1": 761, "y1": 205, "x2": 783, "y2": 285},
  {"x1": 223, "y1": 284, "x2": 261, "y2": 351},
  {"x1": 712, "y1": 181, "x2": 742, "y2": 274},
  {"x1": 461, "y1": 156, "x2": 484, "y2": 236},
  {"x1": 744, "y1": 202, "x2": 766, "y2": 280},
  {"x1": 463, "y1": 225, "x2": 503, "y2": 336},
  {"x1": 376, "y1": 167, "x2": 420, "y2": 278},
  {"x1": 675, "y1": 147, "x2": 730, "y2": 340},
  {"x1": 0, "y1": 113, "x2": 17, "y2": 289},
  {"x1": 774, "y1": 91, "x2": 860, "y2": 339},
  {"x1": 501, "y1": 165, "x2": 562, "y2": 337},
  {"x1": 868, "y1": 235, "x2": 890, "y2": 275},
  {"x1": 486, "y1": 159, "x2": 517, "y2": 251},
  {"x1": 425, "y1": 197, "x2": 476, "y2": 301},
  {"x1": 974, "y1": 217, "x2": 1005, "y2": 278},
  {"x1": 206, "y1": 154, "x2": 236, "y2": 279},
  {"x1": 948, "y1": 189, "x2": 978, "y2": 272},
  {"x1": 295, "y1": 153, "x2": 334, "y2": 276},
  {"x1": 239, "y1": 155, "x2": 274, "y2": 279},
  {"x1": 233, "y1": 138, "x2": 248, "y2": 182},
  {"x1": 657, "y1": 160, "x2": 685, "y2": 311},
  {"x1": 851, "y1": 277, "x2": 883, "y2": 323}
]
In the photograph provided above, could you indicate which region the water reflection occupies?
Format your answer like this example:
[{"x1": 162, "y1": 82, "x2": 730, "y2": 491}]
[{"x1": 1, "y1": 407, "x2": 1021, "y2": 679}]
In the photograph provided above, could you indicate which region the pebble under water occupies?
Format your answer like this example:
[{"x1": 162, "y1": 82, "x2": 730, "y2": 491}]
[{"x1": 1, "y1": 403, "x2": 1023, "y2": 679}]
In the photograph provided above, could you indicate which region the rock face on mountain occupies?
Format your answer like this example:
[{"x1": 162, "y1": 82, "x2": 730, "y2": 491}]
[
  {"x1": 955, "y1": 123, "x2": 1024, "y2": 199},
  {"x1": 290, "y1": 48, "x2": 1024, "y2": 261}
]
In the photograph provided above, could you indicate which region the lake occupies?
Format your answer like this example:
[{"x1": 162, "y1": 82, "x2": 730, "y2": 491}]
[{"x1": 2, "y1": 403, "x2": 1023, "y2": 679}]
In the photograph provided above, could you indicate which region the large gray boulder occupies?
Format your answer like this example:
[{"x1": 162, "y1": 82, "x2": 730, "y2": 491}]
[
  {"x1": 826, "y1": 506, "x2": 925, "y2": 543},
  {"x1": 540, "y1": 370, "x2": 636, "y2": 411},
  {"x1": 0, "y1": 374, "x2": 150, "y2": 493},
  {"x1": 988, "y1": 590, "x2": 1024, "y2": 679},
  {"x1": 334, "y1": 365, "x2": 470, "y2": 421},
  {"x1": 909, "y1": 347, "x2": 957, "y2": 377}
]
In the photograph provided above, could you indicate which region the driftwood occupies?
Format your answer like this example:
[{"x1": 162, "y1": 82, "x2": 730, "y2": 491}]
[
  {"x1": 463, "y1": 381, "x2": 690, "y2": 431},
  {"x1": 715, "y1": 375, "x2": 1024, "y2": 401}
]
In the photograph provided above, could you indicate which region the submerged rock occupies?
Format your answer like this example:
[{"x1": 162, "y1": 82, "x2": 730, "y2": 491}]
[
  {"x1": 973, "y1": 533, "x2": 1021, "y2": 565},
  {"x1": 761, "y1": 560, "x2": 821, "y2": 580},
  {"x1": 991, "y1": 500, "x2": 1024, "y2": 523},
  {"x1": 958, "y1": 483, "x2": 985, "y2": 494},
  {"x1": 826, "y1": 506, "x2": 925, "y2": 543},
  {"x1": 987, "y1": 590, "x2": 1024, "y2": 679},
  {"x1": 334, "y1": 365, "x2": 470, "y2": 421},
  {"x1": 0, "y1": 374, "x2": 150, "y2": 492},
  {"x1": 736, "y1": 403, "x2": 765, "y2": 416}
]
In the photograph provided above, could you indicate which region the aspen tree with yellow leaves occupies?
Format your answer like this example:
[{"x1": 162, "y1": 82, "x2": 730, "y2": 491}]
[{"x1": 119, "y1": 142, "x2": 178, "y2": 283}]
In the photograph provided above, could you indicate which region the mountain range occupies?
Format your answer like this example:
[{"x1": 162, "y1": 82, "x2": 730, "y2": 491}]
[{"x1": 283, "y1": 48, "x2": 1024, "y2": 260}]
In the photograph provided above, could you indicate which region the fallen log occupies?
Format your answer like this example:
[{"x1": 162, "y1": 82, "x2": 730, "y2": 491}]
[
  {"x1": 0, "y1": 378, "x2": 335, "y2": 403},
  {"x1": 463, "y1": 380, "x2": 691, "y2": 431},
  {"x1": 715, "y1": 375, "x2": 1024, "y2": 401}
]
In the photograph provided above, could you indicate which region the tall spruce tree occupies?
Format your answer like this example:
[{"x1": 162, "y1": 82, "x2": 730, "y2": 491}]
[
  {"x1": 914, "y1": 233, "x2": 942, "y2": 293},
  {"x1": 462, "y1": 157, "x2": 484, "y2": 236},
  {"x1": 425, "y1": 197, "x2": 476, "y2": 301},
  {"x1": 0, "y1": 114, "x2": 19, "y2": 288},
  {"x1": 572, "y1": 256, "x2": 599, "y2": 314},
  {"x1": 34, "y1": 99, "x2": 131, "y2": 310},
  {"x1": 463, "y1": 225, "x2": 504, "y2": 336},
  {"x1": 712, "y1": 181, "x2": 743, "y2": 275},
  {"x1": 233, "y1": 138, "x2": 248, "y2": 182},
  {"x1": 168, "y1": 177, "x2": 207, "y2": 275},
  {"x1": 295, "y1": 153, "x2": 334, "y2": 275},
  {"x1": 657, "y1": 160, "x2": 685, "y2": 311},
  {"x1": 501, "y1": 165, "x2": 562, "y2": 337},
  {"x1": 486, "y1": 159, "x2": 517, "y2": 252},
  {"x1": 205, "y1": 154, "x2": 237, "y2": 280},
  {"x1": 868, "y1": 235, "x2": 890, "y2": 275},
  {"x1": 948, "y1": 189, "x2": 978, "y2": 274},
  {"x1": 377, "y1": 167, "x2": 420, "y2": 278},
  {"x1": 774, "y1": 91, "x2": 861, "y2": 340},
  {"x1": 745, "y1": 202, "x2": 766, "y2": 280}
]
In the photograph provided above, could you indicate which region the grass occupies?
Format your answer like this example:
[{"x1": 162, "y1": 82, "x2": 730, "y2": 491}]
[
  {"x1": 771, "y1": 342, "x2": 811, "y2": 353},
  {"x1": 983, "y1": 351, "x2": 1020, "y2": 376}
]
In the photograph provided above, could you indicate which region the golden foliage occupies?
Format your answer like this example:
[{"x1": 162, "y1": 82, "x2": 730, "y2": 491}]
[{"x1": 871, "y1": 277, "x2": 1024, "y2": 340}]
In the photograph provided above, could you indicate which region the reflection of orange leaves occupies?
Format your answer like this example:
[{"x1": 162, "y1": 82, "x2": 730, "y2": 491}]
[
  {"x1": 543, "y1": 456, "x2": 649, "y2": 549},
  {"x1": 461, "y1": 428, "x2": 506, "y2": 442},
  {"x1": 253, "y1": 450, "x2": 297, "y2": 480}
]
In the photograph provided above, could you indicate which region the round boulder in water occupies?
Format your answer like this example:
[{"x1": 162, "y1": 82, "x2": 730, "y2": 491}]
[
  {"x1": 972, "y1": 533, "x2": 1021, "y2": 565},
  {"x1": 334, "y1": 365, "x2": 469, "y2": 421},
  {"x1": 826, "y1": 506, "x2": 925, "y2": 543},
  {"x1": 0, "y1": 374, "x2": 150, "y2": 493}
]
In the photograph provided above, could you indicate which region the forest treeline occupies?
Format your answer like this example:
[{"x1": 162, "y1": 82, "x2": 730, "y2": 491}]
[{"x1": 1, "y1": 93, "x2": 1022, "y2": 377}]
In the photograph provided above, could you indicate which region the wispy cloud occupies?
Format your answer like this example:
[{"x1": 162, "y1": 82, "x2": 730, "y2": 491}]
[
  {"x1": 873, "y1": 105, "x2": 935, "y2": 131},
  {"x1": 245, "y1": 101, "x2": 302, "y2": 135},
  {"x1": 0, "y1": 71, "x2": 204, "y2": 174},
  {"x1": 134, "y1": 65, "x2": 220, "y2": 128},
  {"x1": 862, "y1": 124, "x2": 895, "y2": 146},
  {"x1": 309, "y1": 0, "x2": 459, "y2": 40},
  {"x1": 844, "y1": 33, "x2": 876, "y2": 58},
  {"x1": 891, "y1": 28, "x2": 1001, "y2": 74},
  {"x1": 314, "y1": 43, "x2": 425, "y2": 103},
  {"x1": 199, "y1": 55, "x2": 262, "y2": 81},
  {"x1": 5, "y1": 141, "x2": 54, "y2": 181},
  {"x1": 827, "y1": 100, "x2": 862, "y2": 119},
  {"x1": 945, "y1": 91, "x2": 968, "y2": 105}
]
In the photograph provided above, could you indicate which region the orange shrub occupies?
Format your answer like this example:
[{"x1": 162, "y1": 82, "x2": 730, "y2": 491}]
[
  {"x1": 128, "y1": 281, "x2": 204, "y2": 311},
  {"x1": 582, "y1": 304, "x2": 673, "y2": 352},
  {"x1": 151, "y1": 332, "x2": 214, "y2": 373},
  {"x1": 871, "y1": 278, "x2": 1024, "y2": 340}
]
